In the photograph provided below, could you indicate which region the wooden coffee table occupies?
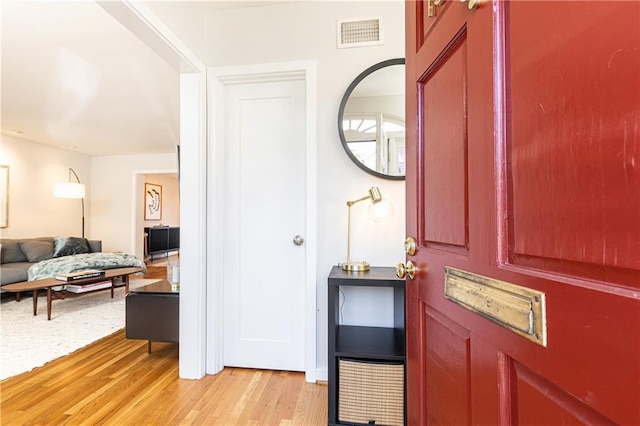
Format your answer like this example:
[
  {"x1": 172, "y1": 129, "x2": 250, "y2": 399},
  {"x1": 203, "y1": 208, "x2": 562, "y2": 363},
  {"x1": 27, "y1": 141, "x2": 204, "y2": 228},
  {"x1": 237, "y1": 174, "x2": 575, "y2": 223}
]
[{"x1": 3, "y1": 267, "x2": 143, "y2": 320}]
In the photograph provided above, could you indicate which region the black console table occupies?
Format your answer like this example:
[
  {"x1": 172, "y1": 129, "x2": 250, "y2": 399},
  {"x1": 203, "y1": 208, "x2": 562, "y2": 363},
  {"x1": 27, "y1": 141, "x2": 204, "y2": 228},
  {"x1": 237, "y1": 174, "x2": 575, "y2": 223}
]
[
  {"x1": 144, "y1": 226, "x2": 179, "y2": 260},
  {"x1": 328, "y1": 266, "x2": 406, "y2": 426},
  {"x1": 125, "y1": 280, "x2": 179, "y2": 353}
]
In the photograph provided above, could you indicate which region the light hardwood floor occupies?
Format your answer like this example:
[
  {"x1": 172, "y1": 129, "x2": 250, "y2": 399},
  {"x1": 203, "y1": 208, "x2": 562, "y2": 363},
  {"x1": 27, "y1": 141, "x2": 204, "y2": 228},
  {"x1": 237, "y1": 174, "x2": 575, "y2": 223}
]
[{"x1": 0, "y1": 261, "x2": 328, "y2": 425}]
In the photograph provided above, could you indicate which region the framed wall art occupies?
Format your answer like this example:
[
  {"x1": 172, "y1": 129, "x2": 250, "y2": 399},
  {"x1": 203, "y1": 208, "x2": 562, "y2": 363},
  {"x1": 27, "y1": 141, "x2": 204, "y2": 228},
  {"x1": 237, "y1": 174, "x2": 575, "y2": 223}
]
[
  {"x1": 0, "y1": 165, "x2": 8, "y2": 228},
  {"x1": 144, "y1": 182, "x2": 162, "y2": 220}
]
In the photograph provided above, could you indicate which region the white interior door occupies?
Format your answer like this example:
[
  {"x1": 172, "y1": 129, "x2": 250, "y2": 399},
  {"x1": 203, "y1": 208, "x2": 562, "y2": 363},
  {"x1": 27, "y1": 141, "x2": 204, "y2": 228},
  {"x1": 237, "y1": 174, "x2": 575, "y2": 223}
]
[{"x1": 222, "y1": 78, "x2": 306, "y2": 371}]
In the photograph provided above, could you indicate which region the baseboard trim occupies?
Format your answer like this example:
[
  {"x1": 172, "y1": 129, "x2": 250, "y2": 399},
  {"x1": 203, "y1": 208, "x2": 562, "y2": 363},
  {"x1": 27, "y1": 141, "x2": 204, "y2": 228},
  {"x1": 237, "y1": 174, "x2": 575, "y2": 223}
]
[{"x1": 316, "y1": 367, "x2": 328, "y2": 382}]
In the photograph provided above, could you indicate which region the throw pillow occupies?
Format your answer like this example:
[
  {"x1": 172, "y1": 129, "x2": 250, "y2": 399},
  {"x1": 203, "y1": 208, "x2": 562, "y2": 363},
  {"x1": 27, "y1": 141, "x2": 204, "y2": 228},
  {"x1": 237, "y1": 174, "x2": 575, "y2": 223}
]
[
  {"x1": 19, "y1": 240, "x2": 54, "y2": 262},
  {"x1": 53, "y1": 237, "x2": 91, "y2": 258},
  {"x1": 0, "y1": 239, "x2": 28, "y2": 263}
]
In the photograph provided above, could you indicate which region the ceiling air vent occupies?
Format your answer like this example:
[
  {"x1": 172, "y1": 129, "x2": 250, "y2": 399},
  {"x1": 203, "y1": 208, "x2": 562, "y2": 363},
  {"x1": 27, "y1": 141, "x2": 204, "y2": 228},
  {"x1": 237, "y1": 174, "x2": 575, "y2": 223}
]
[{"x1": 337, "y1": 17, "x2": 383, "y2": 49}]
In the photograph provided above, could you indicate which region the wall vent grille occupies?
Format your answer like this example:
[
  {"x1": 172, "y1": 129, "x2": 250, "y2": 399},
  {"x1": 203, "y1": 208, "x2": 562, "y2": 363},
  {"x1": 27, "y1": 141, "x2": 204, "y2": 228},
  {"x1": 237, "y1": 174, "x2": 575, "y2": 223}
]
[{"x1": 337, "y1": 18, "x2": 383, "y2": 48}]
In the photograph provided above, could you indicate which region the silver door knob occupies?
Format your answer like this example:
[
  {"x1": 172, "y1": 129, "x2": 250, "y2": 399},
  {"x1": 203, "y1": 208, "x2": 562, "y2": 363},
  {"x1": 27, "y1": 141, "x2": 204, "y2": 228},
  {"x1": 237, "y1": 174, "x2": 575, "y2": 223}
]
[{"x1": 293, "y1": 235, "x2": 305, "y2": 246}]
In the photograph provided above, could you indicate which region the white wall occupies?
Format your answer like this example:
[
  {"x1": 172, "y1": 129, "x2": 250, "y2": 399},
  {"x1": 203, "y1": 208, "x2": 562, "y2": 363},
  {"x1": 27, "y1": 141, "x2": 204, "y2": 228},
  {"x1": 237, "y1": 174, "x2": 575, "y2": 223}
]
[
  {"x1": 90, "y1": 154, "x2": 178, "y2": 258},
  {"x1": 0, "y1": 135, "x2": 91, "y2": 239},
  {"x1": 0, "y1": 137, "x2": 179, "y2": 260},
  {"x1": 202, "y1": 1, "x2": 406, "y2": 377}
]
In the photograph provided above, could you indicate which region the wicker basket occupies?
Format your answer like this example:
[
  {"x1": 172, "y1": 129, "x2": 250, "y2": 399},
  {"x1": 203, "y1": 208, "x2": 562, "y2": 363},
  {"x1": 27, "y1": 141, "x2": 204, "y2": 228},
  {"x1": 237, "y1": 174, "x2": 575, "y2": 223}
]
[{"x1": 338, "y1": 358, "x2": 405, "y2": 426}]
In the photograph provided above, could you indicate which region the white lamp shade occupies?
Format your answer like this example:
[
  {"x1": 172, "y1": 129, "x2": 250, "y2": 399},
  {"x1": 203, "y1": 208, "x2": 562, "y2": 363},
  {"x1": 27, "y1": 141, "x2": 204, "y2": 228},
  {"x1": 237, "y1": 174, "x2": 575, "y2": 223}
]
[{"x1": 53, "y1": 182, "x2": 86, "y2": 199}]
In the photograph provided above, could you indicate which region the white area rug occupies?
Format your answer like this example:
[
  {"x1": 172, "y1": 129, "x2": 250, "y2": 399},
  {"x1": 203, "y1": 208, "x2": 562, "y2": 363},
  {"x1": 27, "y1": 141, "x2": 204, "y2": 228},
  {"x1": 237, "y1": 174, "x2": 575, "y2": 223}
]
[{"x1": 0, "y1": 278, "x2": 160, "y2": 380}]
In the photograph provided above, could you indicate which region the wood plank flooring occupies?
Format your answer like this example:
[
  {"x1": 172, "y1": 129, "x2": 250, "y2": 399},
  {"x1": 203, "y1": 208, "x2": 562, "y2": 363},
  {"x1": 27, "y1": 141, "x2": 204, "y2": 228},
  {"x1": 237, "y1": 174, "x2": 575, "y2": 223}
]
[{"x1": 0, "y1": 259, "x2": 328, "y2": 425}]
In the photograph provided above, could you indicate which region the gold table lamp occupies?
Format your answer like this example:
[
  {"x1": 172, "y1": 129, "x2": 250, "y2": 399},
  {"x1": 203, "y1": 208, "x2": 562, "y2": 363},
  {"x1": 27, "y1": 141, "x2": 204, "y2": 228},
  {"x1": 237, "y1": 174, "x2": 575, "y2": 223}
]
[{"x1": 342, "y1": 186, "x2": 382, "y2": 272}]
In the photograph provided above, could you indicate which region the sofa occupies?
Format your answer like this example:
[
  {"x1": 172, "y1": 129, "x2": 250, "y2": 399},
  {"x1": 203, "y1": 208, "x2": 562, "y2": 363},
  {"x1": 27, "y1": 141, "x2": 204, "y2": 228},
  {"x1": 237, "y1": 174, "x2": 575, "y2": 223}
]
[{"x1": 0, "y1": 237, "x2": 102, "y2": 287}]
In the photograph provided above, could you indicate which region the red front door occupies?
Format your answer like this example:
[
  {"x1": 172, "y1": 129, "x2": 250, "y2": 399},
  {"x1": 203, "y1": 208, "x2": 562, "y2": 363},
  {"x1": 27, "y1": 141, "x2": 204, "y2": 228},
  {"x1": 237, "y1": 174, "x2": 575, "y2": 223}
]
[{"x1": 405, "y1": 1, "x2": 640, "y2": 424}]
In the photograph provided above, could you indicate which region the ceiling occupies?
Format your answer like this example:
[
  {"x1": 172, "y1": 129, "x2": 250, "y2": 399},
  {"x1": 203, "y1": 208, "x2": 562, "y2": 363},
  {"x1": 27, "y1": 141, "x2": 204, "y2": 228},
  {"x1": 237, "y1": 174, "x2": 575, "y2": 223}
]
[
  {"x1": 1, "y1": 1, "x2": 181, "y2": 156},
  {"x1": 1, "y1": 1, "x2": 301, "y2": 157}
]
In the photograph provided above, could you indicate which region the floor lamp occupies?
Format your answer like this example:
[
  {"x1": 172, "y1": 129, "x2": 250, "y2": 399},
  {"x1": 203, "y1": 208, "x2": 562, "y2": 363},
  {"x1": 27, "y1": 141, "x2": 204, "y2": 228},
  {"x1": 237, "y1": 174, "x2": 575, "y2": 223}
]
[
  {"x1": 53, "y1": 168, "x2": 86, "y2": 238},
  {"x1": 342, "y1": 186, "x2": 383, "y2": 272}
]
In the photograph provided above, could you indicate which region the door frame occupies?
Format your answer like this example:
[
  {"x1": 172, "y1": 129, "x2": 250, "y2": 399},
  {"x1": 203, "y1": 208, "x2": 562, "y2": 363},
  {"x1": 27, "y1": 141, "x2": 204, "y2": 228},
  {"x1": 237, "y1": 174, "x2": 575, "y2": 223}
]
[
  {"x1": 97, "y1": 0, "x2": 208, "y2": 379},
  {"x1": 206, "y1": 61, "x2": 318, "y2": 382},
  {"x1": 131, "y1": 169, "x2": 178, "y2": 260}
]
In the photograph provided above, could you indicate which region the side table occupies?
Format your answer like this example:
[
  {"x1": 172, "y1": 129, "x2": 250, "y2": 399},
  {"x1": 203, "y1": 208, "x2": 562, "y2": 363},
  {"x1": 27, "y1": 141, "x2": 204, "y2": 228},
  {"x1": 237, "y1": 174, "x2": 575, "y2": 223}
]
[
  {"x1": 125, "y1": 280, "x2": 179, "y2": 353},
  {"x1": 328, "y1": 265, "x2": 406, "y2": 426}
]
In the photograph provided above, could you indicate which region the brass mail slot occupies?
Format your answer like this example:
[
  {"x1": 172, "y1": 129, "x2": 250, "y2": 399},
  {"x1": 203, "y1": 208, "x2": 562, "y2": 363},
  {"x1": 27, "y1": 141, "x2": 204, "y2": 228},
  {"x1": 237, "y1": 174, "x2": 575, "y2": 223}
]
[{"x1": 444, "y1": 267, "x2": 547, "y2": 346}]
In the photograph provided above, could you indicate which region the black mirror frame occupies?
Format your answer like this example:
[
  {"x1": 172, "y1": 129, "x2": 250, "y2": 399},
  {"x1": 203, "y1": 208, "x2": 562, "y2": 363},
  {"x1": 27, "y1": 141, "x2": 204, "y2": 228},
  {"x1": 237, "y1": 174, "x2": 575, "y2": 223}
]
[{"x1": 338, "y1": 58, "x2": 406, "y2": 181}]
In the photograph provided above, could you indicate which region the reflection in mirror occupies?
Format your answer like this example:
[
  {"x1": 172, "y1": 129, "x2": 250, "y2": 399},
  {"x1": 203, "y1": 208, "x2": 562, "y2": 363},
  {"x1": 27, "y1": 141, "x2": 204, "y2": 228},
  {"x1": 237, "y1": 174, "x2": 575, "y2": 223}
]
[{"x1": 338, "y1": 58, "x2": 405, "y2": 180}]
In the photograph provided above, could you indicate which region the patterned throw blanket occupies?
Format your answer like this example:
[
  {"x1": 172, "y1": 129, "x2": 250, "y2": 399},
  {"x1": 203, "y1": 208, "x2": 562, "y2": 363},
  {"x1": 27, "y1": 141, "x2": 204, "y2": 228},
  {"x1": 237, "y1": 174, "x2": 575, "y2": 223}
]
[{"x1": 28, "y1": 252, "x2": 146, "y2": 281}]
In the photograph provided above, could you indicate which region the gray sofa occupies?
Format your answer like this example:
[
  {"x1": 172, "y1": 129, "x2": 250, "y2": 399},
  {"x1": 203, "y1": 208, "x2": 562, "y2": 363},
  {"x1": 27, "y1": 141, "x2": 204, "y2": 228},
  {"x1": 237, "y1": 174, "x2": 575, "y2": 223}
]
[{"x1": 0, "y1": 237, "x2": 102, "y2": 287}]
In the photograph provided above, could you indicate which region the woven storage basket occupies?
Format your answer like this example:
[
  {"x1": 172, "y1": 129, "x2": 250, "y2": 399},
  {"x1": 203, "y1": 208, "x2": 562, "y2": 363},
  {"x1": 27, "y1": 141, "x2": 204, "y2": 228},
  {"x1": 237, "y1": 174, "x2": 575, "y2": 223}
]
[{"x1": 338, "y1": 358, "x2": 404, "y2": 426}]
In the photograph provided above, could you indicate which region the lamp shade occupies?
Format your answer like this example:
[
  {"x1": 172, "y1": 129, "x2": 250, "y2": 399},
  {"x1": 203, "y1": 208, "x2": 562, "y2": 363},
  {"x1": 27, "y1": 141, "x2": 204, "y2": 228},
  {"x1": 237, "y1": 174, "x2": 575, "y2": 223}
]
[
  {"x1": 369, "y1": 186, "x2": 382, "y2": 203},
  {"x1": 369, "y1": 199, "x2": 394, "y2": 222},
  {"x1": 53, "y1": 182, "x2": 86, "y2": 199}
]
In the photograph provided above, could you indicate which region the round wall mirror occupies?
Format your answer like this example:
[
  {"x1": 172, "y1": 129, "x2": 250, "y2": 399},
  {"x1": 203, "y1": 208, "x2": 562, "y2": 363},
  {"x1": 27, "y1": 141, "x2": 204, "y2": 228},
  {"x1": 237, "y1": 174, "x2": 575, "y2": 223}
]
[{"x1": 338, "y1": 58, "x2": 405, "y2": 180}]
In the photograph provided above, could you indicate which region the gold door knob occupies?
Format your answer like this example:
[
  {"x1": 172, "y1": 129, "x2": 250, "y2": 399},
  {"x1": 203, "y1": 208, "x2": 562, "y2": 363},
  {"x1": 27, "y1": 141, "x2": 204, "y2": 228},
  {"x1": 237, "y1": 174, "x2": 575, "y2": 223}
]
[
  {"x1": 396, "y1": 261, "x2": 417, "y2": 280},
  {"x1": 404, "y1": 237, "x2": 417, "y2": 256},
  {"x1": 460, "y1": 0, "x2": 480, "y2": 9},
  {"x1": 468, "y1": 0, "x2": 481, "y2": 9}
]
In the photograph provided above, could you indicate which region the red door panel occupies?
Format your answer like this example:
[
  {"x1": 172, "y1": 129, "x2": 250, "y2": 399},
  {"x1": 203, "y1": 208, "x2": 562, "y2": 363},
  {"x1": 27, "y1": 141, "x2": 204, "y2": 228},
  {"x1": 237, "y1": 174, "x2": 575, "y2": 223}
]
[
  {"x1": 422, "y1": 37, "x2": 469, "y2": 250},
  {"x1": 514, "y1": 361, "x2": 617, "y2": 426},
  {"x1": 506, "y1": 1, "x2": 640, "y2": 283},
  {"x1": 405, "y1": 0, "x2": 640, "y2": 424},
  {"x1": 424, "y1": 309, "x2": 470, "y2": 425}
]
